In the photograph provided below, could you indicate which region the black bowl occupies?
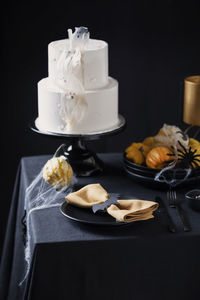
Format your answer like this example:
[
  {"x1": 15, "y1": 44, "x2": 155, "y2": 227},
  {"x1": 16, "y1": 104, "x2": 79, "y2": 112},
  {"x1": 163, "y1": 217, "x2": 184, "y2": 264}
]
[
  {"x1": 124, "y1": 153, "x2": 200, "y2": 175},
  {"x1": 185, "y1": 189, "x2": 200, "y2": 212},
  {"x1": 123, "y1": 153, "x2": 200, "y2": 189}
]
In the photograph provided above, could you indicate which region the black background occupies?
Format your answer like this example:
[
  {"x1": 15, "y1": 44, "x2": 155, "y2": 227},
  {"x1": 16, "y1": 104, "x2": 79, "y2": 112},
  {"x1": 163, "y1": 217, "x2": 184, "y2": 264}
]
[{"x1": 1, "y1": 0, "x2": 200, "y2": 257}]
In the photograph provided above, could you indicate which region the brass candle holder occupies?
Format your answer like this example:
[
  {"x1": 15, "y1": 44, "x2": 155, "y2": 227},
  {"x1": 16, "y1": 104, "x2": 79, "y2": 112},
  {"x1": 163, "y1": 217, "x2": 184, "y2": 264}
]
[{"x1": 183, "y1": 75, "x2": 200, "y2": 126}]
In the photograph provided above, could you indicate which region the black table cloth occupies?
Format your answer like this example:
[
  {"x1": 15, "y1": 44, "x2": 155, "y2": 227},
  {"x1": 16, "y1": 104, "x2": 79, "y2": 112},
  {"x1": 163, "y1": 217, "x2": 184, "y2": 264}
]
[{"x1": 1, "y1": 153, "x2": 200, "y2": 300}]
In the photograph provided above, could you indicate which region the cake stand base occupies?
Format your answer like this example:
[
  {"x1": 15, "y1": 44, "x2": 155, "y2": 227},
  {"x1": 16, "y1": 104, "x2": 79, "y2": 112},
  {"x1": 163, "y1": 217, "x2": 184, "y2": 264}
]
[
  {"x1": 30, "y1": 115, "x2": 126, "y2": 177},
  {"x1": 55, "y1": 140, "x2": 103, "y2": 176}
]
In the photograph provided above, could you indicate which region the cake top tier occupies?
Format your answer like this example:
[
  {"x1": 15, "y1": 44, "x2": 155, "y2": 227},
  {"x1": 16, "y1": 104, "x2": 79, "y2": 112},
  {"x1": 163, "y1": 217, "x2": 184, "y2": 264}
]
[
  {"x1": 49, "y1": 38, "x2": 107, "y2": 52},
  {"x1": 48, "y1": 27, "x2": 109, "y2": 91}
]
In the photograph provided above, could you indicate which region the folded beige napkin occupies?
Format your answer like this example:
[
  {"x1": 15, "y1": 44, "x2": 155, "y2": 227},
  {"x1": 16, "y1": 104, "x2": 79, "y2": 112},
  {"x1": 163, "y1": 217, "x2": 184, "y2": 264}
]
[
  {"x1": 66, "y1": 183, "x2": 109, "y2": 208},
  {"x1": 107, "y1": 199, "x2": 159, "y2": 223},
  {"x1": 66, "y1": 183, "x2": 158, "y2": 223}
]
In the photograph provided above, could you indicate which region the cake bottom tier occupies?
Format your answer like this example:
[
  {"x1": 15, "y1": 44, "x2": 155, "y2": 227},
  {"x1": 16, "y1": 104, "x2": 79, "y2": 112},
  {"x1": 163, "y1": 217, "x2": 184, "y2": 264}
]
[{"x1": 37, "y1": 77, "x2": 118, "y2": 134}]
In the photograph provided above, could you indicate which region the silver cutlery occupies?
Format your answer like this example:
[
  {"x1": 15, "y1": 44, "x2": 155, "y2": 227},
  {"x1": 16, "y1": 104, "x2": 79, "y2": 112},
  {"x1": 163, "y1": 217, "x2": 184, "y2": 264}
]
[{"x1": 167, "y1": 189, "x2": 191, "y2": 232}]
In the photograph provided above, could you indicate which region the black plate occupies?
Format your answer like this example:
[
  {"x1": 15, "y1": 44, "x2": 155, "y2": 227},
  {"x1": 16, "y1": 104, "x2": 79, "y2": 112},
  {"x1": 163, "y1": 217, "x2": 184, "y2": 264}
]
[
  {"x1": 123, "y1": 153, "x2": 200, "y2": 176},
  {"x1": 60, "y1": 195, "x2": 135, "y2": 226},
  {"x1": 125, "y1": 163, "x2": 200, "y2": 179},
  {"x1": 123, "y1": 152, "x2": 200, "y2": 187},
  {"x1": 124, "y1": 165, "x2": 200, "y2": 188},
  {"x1": 185, "y1": 189, "x2": 200, "y2": 212}
]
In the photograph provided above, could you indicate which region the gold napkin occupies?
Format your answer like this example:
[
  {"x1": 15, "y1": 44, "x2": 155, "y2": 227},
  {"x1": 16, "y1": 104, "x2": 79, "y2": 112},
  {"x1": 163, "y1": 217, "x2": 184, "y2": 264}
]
[
  {"x1": 107, "y1": 199, "x2": 159, "y2": 223},
  {"x1": 66, "y1": 183, "x2": 109, "y2": 208}
]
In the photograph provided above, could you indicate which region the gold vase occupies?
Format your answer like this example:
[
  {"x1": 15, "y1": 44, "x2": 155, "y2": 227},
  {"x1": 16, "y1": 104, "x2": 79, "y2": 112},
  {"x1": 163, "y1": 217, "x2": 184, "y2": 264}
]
[{"x1": 183, "y1": 75, "x2": 200, "y2": 126}]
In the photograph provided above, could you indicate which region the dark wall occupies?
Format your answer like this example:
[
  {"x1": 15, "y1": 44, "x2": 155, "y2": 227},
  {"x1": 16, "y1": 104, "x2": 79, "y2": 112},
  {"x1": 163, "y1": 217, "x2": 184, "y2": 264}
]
[{"x1": 1, "y1": 0, "x2": 200, "y2": 255}]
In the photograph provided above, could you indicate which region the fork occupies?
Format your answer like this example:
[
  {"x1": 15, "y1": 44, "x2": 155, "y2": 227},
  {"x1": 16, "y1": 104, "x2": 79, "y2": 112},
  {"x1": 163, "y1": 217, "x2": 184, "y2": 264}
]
[
  {"x1": 168, "y1": 189, "x2": 176, "y2": 208},
  {"x1": 167, "y1": 189, "x2": 191, "y2": 232}
]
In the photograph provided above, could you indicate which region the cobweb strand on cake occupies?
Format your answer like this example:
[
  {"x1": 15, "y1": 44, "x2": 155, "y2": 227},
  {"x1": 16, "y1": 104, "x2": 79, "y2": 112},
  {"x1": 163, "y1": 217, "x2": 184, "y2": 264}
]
[{"x1": 55, "y1": 27, "x2": 89, "y2": 131}]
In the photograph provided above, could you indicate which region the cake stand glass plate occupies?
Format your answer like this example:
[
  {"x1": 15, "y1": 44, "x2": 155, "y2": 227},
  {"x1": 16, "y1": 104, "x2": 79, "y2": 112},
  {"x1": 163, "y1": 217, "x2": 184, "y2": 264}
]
[{"x1": 60, "y1": 195, "x2": 134, "y2": 226}]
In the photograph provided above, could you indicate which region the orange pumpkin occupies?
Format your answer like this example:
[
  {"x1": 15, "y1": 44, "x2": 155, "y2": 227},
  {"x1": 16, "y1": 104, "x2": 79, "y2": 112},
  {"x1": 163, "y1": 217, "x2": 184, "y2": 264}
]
[{"x1": 146, "y1": 146, "x2": 174, "y2": 169}]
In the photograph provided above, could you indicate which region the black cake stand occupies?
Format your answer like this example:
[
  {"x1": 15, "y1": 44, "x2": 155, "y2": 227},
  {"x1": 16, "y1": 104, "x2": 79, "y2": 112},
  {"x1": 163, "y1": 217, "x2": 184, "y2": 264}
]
[{"x1": 30, "y1": 115, "x2": 126, "y2": 176}]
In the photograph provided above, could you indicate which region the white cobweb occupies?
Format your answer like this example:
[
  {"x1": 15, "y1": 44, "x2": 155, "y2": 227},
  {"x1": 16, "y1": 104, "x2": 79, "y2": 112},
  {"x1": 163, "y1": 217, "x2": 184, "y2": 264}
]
[
  {"x1": 19, "y1": 144, "x2": 76, "y2": 285},
  {"x1": 154, "y1": 161, "x2": 192, "y2": 187},
  {"x1": 55, "y1": 27, "x2": 89, "y2": 131}
]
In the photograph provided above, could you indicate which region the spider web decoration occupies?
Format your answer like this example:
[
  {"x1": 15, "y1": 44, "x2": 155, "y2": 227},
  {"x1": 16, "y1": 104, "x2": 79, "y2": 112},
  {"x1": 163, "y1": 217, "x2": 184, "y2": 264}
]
[
  {"x1": 19, "y1": 144, "x2": 76, "y2": 286},
  {"x1": 55, "y1": 27, "x2": 89, "y2": 131},
  {"x1": 154, "y1": 163, "x2": 192, "y2": 187}
]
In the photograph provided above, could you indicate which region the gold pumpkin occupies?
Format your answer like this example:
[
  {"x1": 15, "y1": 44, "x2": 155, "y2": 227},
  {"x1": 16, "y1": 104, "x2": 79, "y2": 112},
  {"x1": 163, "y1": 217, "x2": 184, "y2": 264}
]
[
  {"x1": 143, "y1": 136, "x2": 155, "y2": 148},
  {"x1": 189, "y1": 138, "x2": 200, "y2": 148},
  {"x1": 190, "y1": 145, "x2": 200, "y2": 168},
  {"x1": 126, "y1": 142, "x2": 150, "y2": 157},
  {"x1": 126, "y1": 147, "x2": 144, "y2": 165},
  {"x1": 146, "y1": 146, "x2": 174, "y2": 169}
]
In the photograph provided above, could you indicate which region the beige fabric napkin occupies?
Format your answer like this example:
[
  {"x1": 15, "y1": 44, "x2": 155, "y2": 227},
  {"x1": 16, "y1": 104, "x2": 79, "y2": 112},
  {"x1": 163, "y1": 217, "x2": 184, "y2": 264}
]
[
  {"x1": 66, "y1": 183, "x2": 109, "y2": 208},
  {"x1": 107, "y1": 199, "x2": 159, "y2": 223},
  {"x1": 66, "y1": 183, "x2": 158, "y2": 223}
]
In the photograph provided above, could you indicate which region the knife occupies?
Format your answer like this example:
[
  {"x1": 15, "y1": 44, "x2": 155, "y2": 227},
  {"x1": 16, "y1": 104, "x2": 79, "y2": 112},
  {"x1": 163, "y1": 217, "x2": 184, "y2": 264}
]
[
  {"x1": 92, "y1": 193, "x2": 119, "y2": 213},
  {"x1": 176, "y1": 203, "x2": 191, "y2": 232},
  {"x1": 155, "y1": 196, "x2": 176, "y2": 233}
]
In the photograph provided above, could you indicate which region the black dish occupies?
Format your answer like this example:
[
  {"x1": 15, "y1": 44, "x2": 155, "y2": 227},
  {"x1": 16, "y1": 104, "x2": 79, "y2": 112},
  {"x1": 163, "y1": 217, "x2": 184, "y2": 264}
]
[
  {"x1": 123, "y1": 153, "x2": 200, "y2": 176},
  {"x1": 60, "y1": 195, "x2": 136, "y2": 226},
  {"x1": 185, "y1": 189, "x2": 200, "y2": 212},
  {"x1": 123, "y1": 154, "x2": 200, "y2": 189},
  {"x1": 60, "y1": 202, "x2": 130, "y2": 226},
  {"x1": 124, "y1": 166, "x2": 200, "y2": 189},
  {"x1": 125, "y1": 163, "x2": 200, "y2": 179}
]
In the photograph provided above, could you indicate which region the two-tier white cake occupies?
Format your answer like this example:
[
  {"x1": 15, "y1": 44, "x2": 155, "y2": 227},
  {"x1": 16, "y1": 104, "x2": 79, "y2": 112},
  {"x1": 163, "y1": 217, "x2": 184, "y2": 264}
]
[{"x1": 37, "y1": 27, "x2": 119, "y2": 134}]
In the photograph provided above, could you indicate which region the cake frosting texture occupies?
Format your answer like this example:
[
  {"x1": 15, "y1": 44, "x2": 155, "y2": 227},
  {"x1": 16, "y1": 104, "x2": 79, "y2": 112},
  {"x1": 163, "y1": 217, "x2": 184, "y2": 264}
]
[
  {"x1": 37, "y1": 27, "x2": 119, "y2": 134},
  {"x1": 48, "y1": 39, "x2": 108, "y2": 90}
]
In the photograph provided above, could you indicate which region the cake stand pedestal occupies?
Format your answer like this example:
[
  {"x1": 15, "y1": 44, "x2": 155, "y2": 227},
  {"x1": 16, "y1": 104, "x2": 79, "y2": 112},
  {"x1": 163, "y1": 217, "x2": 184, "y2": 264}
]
[{"x1": 30, "y1": 115, "x2": 126, "y2": 176}]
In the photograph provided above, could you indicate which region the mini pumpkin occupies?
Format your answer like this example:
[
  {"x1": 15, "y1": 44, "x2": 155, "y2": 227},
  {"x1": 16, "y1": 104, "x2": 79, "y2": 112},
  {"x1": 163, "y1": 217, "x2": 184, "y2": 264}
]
[
  {"x1": 146, "y1": 146, "x2": 174, "y2": 169},
  {"x1": 125, "y1": 143, "x2": 135, "y2": 153},
  {"x1": 190, "y1": 145, "x2": 200, "y2": 168},
  {"x1": 143, "y1": 136, "x2": 155, "y2": 148},
  {"x1": 189, "y1": 138, "x2": 200, "y2": 148},
  {"x1": 126, "y1": 142, "x2": 150, "y2": 157},
  {"x1": 126, "y1": 147, "x2": 144, "y2": 165},
  {"x1": 177, "y1": 142, "x2": 200, "y2": 169}
]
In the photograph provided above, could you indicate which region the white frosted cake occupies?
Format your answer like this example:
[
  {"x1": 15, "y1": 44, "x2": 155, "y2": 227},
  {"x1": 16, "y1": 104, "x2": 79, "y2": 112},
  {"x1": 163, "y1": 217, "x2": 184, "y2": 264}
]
[{"x1": 37, "y1": 27, "x2": 119, "y2": 134}]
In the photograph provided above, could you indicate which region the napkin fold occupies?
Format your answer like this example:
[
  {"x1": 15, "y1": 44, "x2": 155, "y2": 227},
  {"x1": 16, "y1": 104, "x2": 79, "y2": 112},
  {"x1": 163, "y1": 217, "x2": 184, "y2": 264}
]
[
  {"x1": 66, "y1": 183, "x2": 109, "y2": 208},
  {"x1": 65, "y1": 183, "x2": 158, "y2": 223},
  {"x1": 107, "y1": 200, "x2": 159, "y2": 223}
]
